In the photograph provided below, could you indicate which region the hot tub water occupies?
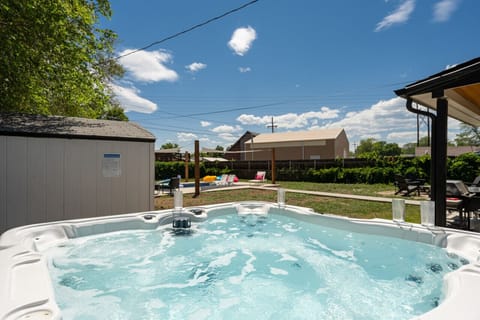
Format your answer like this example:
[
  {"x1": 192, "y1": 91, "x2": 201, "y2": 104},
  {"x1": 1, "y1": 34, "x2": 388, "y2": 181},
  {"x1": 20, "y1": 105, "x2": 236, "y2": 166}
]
[{"x1": 45, "y1": 208, "x2": 467, "y2": 320}]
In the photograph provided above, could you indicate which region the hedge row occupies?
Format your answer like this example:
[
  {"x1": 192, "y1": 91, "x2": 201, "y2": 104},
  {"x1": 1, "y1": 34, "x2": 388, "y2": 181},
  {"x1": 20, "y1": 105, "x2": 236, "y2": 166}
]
[{"x1": 155, "y1": 153, "x2": 480, "y2": 184}]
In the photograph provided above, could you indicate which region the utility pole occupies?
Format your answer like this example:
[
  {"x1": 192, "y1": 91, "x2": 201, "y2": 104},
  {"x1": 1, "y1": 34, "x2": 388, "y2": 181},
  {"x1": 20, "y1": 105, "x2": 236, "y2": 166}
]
[
  {"x1": 267, "y1": 117, "x2": 277, "y2": 133},
  {"x1": 266, "y1": 117, "x2": 277, "y2": 184}
]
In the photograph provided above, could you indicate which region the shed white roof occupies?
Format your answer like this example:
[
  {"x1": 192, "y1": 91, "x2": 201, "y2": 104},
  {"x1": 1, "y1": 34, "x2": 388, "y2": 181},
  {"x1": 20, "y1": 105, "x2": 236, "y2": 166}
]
[{"x1": 0, "y1": 113, "x2": 155, "y2": 142}]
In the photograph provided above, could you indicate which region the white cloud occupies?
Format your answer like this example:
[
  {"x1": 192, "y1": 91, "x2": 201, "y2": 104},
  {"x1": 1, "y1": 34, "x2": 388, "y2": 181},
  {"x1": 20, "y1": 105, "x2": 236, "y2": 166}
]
[
  {"x1": 111, "y1": 83, "x2": 157, "y2": 113},
  {"x1": 177, "y1": 132, "x2": 198, "y2": 141},
  {"x1": 186, "y1": 62, "x2": 207, "y2": 73},
  {"x1": 386, "y1": 130, "x2": 423, "y2": 143},
  {"x1": 375, "y1": 0, "x2": 415, "y2": 32},
  {"x1": 211, "y1": 125, "x2": 243, "y2": 134},
  {"x1": 199, "y1": 137, "x2": 212, "y2": 143},
  {"x1": 237, "y1": 107, "x2": 339, "y2": 129},
  {"x1": 235, "y1": 97, "x2": 464, "y2": 149},
  {"x1": 239, "y1": 67, "x2": 251, "y2": 73},
  {"x1": 228, "y1": 26, "x2": 257, "y2": 56},
  {"x1": 322, "y1": 97, "x2": 416, "y2": 145},
  {"x1": 448, "y1": 117, "x2": 462, "y2": 130},
  {"x1": 200, "y1": 121, "x2": 212, "y2": 127},
  {"x1": 218, "y1": 133, "x2": 238, "y2": 142},
  {"x1": 320, "y1": 97, "x2": 465, "y2": 148},
  {"x1": 118, "y1": 49, "x2": 178, "y2": 82},
  {"x1": 433, "y1": 0, "x2": 460, "y2": 22},
  {"x1": 446, "y1": 64, "x2": 458, "y2": 70}
]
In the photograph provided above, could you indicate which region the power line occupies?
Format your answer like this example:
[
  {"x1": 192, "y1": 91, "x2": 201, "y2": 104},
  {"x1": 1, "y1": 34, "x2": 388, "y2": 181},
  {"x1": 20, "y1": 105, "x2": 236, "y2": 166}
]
[
  {"x1": 134, "y1": 101, "x2": 285, "y2": 121},
  {"x1": 116, "y1": 0, "x2": 260, "y2": 60}
]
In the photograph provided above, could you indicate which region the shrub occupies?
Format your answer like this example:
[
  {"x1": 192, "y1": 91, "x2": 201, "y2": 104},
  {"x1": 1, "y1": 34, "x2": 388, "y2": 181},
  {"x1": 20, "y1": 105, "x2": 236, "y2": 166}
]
[{"x1": 447, "y1": 153, "x2": 480, "y2": 182}]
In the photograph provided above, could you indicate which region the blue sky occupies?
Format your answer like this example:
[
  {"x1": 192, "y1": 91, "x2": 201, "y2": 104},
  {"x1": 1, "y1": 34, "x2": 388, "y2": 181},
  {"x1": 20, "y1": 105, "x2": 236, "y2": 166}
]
[{"x1": 102, "y1": 0, "x2": 480, "y2": 152}]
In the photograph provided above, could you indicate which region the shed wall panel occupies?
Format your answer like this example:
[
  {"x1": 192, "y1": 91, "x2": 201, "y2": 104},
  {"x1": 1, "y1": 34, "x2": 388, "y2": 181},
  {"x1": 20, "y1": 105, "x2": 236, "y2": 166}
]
[
  {"x1": 105, "y1": 141, "x2": 127, "y2": 214},
  {"x1": 79, "y1": 141, "x2": 97, "y2": 218},
  {"x1": 1, "y1": 136, "x2": 154, "y2": 233},
  {"x1": 0, "y1": 137, "x2": 6, "y2": 232},
  {"x1": 27, "y1": 138, "x2": 47, "y2": 224},
  {"x1": 6, "y1": 137, "x2": 28, "y2": 228},
  {"x1": 96, "y1": 141, "x2": 114, "y2": 215},
  {"x1": 125, "y1": 142, "x2": 148, "y2": 213},
  {"x1": 46, "y1": 139, "x2": 65, "y2": 222},
  {"x1": 64, "y1": 141, "x2": 83, "y2": 219}
]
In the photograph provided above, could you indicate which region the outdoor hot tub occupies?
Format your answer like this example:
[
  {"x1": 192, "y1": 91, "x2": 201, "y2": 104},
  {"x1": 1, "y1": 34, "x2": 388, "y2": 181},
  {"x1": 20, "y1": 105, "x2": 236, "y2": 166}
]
[{"x1": 1, "y1": 202, "x2": 480, "y2": 319}]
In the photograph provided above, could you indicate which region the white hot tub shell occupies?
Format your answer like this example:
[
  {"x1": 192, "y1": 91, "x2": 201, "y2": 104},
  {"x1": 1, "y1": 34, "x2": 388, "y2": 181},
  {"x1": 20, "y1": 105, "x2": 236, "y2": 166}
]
[{"x1": 1, "y1": 202, "x2": 480, "y2": 320}]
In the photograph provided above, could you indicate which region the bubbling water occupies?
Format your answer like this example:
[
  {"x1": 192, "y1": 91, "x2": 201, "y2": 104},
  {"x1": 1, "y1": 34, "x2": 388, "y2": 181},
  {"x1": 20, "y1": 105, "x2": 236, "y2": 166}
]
[{"x1": 46, "y1": 208, "x2": 466, "y2": 320}]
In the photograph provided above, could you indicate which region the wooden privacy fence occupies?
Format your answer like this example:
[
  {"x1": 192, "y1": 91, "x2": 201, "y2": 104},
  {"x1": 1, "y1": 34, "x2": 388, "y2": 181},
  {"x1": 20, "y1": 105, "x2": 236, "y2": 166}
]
[{"x1": 203, "y1": 159, "x2": 378, "y2": 179}]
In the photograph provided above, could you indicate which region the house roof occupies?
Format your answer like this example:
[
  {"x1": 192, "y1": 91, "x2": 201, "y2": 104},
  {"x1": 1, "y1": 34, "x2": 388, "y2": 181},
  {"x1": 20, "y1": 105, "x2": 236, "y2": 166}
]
[
  {"x1": 0, "y1": 113, "x2": 155, "y2": 142},
  {"x1": 395, "y1": 56, "x2": 480, "y2": 126},
  {"x1": 155, "y1": 148, "x2": 181, "y2": 153},
  {"x1": 228, "y1": 131, "x2": 258, "y2": 148},
  {"x1": 245, "y1": 128, "x2": 345, "y2": 149}
]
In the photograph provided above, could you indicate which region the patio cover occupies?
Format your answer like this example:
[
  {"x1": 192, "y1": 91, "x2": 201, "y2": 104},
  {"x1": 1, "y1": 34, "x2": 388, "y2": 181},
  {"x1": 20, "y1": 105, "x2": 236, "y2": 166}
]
[{"x1": 395, "y1": 56, "x2": 480, "y2": 227}]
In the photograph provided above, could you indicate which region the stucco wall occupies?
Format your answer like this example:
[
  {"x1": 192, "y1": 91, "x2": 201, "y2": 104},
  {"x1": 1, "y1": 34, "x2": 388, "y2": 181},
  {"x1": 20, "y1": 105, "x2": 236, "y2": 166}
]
[
  {"x1": 0, "y1": 136, "x2": 154, "y2": 233},
  {"x1": 334, "y1": 130, "x2": 350, "y2": 158}
]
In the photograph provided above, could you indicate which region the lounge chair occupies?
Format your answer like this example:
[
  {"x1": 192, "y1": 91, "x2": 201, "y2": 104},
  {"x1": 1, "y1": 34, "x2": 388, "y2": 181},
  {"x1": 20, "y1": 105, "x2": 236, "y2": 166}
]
[
  {"x1": 226, "y1": 174, "x2": 237, "y2": 185},
  {"x1": 214, "y1": 174, "x2": 229, "y2": 186},
  {"x1": 394, "y1": 175, "x2": 421, "y2": 196},
  {"x1": 249, "y1": 171, "x2": 266, "y2": 184}
]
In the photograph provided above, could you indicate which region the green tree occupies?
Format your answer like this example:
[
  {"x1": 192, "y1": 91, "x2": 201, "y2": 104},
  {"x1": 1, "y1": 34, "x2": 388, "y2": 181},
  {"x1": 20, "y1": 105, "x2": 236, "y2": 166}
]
[
  {"x1": 418, "y1": 136, "x2": 431, "y2": 146},
  {"x1": 356, "y1": 138, "x2": 400, "y2": 158},
  {"x1": 401, "y1": 142, "x2": 416, "y2": 155},
  {"x1": 401, "y1": 136, "x2": 430, "y2": 155},
  {"x1": 380, "y1": 142, "x2": 401, "y2": 157},
  {"x1": 455, "y1": 124, "x2": 480, "y2": 146},
  {"x1": 355, "y1": 138, "x2": 376, "y2": 158},
  {"x1": 161, "y1": 143, "x2": 179, "y2": 150},
  {"x1": 0, "y1": 0, "x2": 125, "y2": 119}
]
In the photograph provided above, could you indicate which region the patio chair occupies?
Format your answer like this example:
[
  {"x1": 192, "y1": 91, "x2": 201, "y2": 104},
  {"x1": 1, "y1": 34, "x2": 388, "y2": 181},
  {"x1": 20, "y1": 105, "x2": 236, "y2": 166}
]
[
  {"x1": 226, "y1": 174, "x2": 237, "y2": 185},
  {"x1": 214, "y1": 174, "x2": 229, "y2": 186},
  {"x1": 465, "y1": 176, "x2": 480, "y2": 194},
  {"x1": 446, "y1": 180, "x2": 477, "y2": 230},
  {"x1": 394, "y1": 175, "x2": 421, "y2": 196},
  {"x1": 168, "y1": 177, "x2": 180, "y2": 195},
  {"x1": 155, "y1": 179, "x2": 171, "y2": 194},
  {"x1": 249, "y1": 171, "x2": 266, "y2": 184}
]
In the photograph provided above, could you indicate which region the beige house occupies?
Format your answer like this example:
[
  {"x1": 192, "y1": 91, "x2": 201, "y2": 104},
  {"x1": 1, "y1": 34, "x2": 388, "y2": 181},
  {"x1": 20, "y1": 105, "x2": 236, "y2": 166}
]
[
  {"x1": 244, "y1": 128, "x2": 349, "y2": 160},
  {"x1": 415, "y1": 146, "x2": 480, "y2": 157}
]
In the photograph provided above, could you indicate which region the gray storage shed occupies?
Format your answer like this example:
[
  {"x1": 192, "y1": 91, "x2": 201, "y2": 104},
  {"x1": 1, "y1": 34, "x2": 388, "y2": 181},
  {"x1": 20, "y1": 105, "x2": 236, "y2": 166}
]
[{"x1": 0, "y1": 113, "x2": 156, "y2": 233}]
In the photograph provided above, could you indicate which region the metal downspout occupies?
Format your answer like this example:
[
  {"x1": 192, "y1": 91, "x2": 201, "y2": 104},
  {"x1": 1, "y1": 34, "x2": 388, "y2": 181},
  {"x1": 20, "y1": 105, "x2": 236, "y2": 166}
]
[
  {"x1": 405, "y1": 99, "x2": 438, "y2": 216},
  {"x1": 405, "y1": 98, "x2": 448, "y2": 227}
]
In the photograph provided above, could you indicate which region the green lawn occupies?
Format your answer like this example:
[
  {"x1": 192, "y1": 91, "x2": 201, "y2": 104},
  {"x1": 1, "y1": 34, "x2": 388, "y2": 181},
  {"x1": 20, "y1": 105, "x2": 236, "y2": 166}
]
[
  {"x1": 274, "y1": 181, "x2": 396, "y2": 196},
  {"x1": 155, "y1": 182, "x2": 421, "y2": 223}
]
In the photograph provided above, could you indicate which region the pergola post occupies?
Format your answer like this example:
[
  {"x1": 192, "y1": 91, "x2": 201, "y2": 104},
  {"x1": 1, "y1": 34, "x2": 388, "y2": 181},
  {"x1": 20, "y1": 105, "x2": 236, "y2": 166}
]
[
  {"x1": 433, "y1": 94, "x2": 448, "y2": 227},
  {"x1": 271, "y1": 148, "x2": 276, "y2": 184},
  {"x1": 194, "y1": 140, "x2": 200, "y2": 198}
]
